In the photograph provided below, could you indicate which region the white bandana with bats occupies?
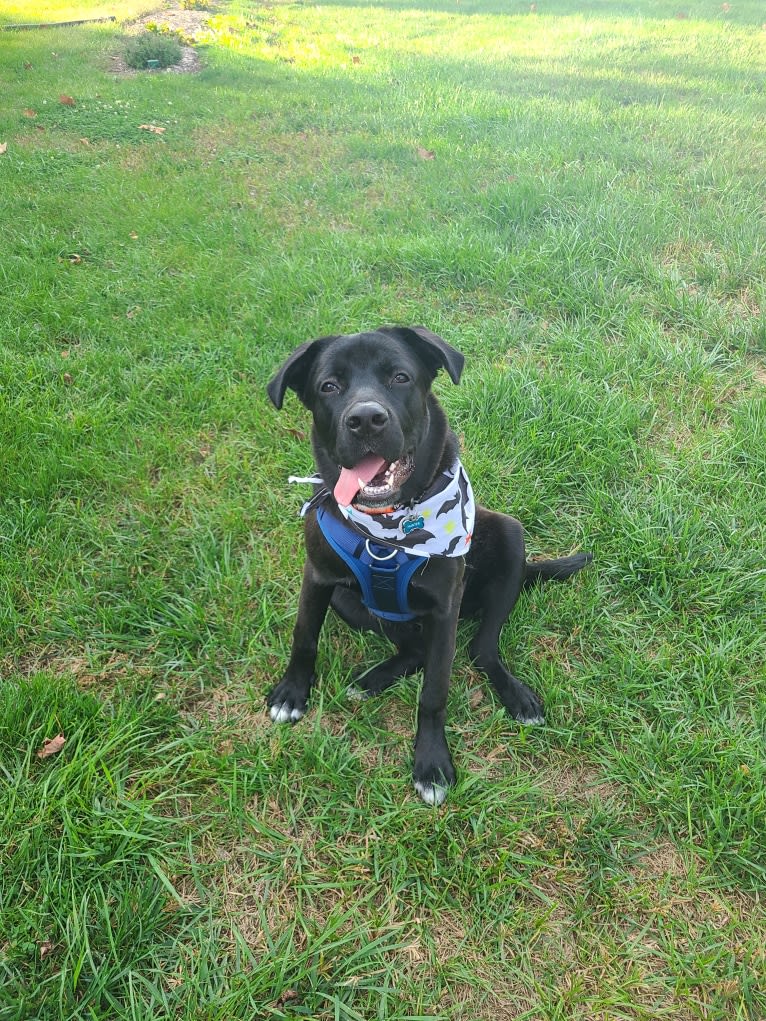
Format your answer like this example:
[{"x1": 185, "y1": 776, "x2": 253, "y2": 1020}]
[{"x1": 293, "y1": 459, "x2": 475, "y2": 558}]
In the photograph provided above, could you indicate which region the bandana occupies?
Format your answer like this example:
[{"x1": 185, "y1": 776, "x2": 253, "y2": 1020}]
[{"x1": 289, "y1": 459, "x2": 475, "y2": 559}]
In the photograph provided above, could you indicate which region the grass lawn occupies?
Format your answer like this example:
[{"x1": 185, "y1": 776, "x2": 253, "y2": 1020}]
[{"x1": 1, "y1": 0, "x2": 765, "y2": 1017}]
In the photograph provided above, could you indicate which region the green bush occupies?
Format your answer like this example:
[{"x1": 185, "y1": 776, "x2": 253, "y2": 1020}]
[{"x1": 124, "y1": 32, "x2": 184, "y2": 70}]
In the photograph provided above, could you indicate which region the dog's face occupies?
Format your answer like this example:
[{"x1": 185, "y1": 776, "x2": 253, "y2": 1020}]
[{"x1": 268, "y1": 326, "x2": 464, "y2": 510}]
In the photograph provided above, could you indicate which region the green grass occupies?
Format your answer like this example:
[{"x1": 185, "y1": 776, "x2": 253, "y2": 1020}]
[{"x1": 1, "y1": 0, "x2": 765, "y2": 1017}]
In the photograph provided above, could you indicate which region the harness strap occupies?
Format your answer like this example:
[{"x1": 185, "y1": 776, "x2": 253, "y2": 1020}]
[{"x1": 317, "y1": 506, "x2": 424, "y2": 622}]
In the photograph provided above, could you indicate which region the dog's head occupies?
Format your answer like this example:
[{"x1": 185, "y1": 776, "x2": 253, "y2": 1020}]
[{"x1": 267, "y1": 326, "x2": 464, "y2": 510}]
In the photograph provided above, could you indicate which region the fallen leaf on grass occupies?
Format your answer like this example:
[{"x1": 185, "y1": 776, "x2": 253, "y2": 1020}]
[
  {"x1": 39, "y1": 941, "x2": 55, "y2": 960},
  {"x1": 352, "y1": 55, "x2": 361, "y2": 64},
  {"x1": 416, "y1": 146, "x2": 435, "y2": 160},
  {"x1": 59, "y1": 95, "x2": 76, "y2": 106},
  {"x1": 129, "y1": 231, "x2": 139, "y2": 239},
  {"x1": 24, "y1": 61, "x2": 33, "y2": 70},
  {"x1": 79, "y1": 138, "x2": 90, "y2": 146},
  {"x1": 469, "y1": 687, "x2": 485, "y2": 709},
  {"x1": 23, "y1": 109, "x2": 37, "y2": 118},
  {"x1": 36, "y1": 734, "x2": 66, "y2": 759},
  {"x1": 126, "y1": 306, "x2": 142, "y2": 319},
  {"x1": 139, "y1": 124, "x2": 166, "y2": 135},
  {"x1": 0, "y1": 143, "x2": 7, "y2": 155},
  {"x1": 275, "y1": 990, "x2": 299, "y2": 1008},
  {"x1": 63, "y1": 372, "x2": 73, "y2": 385}
]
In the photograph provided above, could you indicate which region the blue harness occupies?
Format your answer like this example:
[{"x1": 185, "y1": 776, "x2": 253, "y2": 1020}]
[{"x1": 316, "y1": 505, "x2": 425, "y2": 622}]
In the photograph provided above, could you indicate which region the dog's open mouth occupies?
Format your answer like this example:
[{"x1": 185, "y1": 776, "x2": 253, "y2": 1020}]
[{"x1": 334, "y1": 454, "x2": 414, "y2": 509}]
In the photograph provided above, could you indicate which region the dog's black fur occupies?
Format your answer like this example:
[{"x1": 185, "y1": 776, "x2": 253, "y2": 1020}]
[{"x1": 267, "y1": 326, "x2": 591, "y2": 804}]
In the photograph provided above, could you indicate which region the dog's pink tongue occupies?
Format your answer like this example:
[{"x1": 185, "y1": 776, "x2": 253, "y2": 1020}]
[{"x1": 334, "y1": 454, "x2": 387, "y2": 507}]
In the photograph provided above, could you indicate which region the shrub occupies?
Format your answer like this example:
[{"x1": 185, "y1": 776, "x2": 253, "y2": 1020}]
[{"x1": 124, "y1": 32, "x2": 184, "y2": 70}]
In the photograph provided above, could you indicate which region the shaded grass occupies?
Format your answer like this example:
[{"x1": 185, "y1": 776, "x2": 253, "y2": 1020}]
[{"x1": 1, "y1": 0, "x2": 765, "y2": 1017}]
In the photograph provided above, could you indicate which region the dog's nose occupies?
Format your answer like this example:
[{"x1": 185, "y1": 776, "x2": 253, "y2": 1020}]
[{"x1": 345, "y1": 401, "x2": 389, "y2": 436}]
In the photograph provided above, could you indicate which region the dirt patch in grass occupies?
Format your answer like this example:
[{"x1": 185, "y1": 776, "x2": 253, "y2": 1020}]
[
  {"x1": 126, "y1": 2, "x2": 212, "y2": 39},
  {"x1": 109, "y1": 2, "x2": 211, "y2": 75},
  {"x1": 2, "y1": 647, "x2": 157, "y2": 693}
]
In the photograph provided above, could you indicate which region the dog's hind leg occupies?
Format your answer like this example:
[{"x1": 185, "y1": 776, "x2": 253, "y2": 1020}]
[
  {"x1": 469, "y1": 598, "x2": 545, "y2": 725},
  {"x1": 330, "y1": 588, "x2": 424, "y2": 697},
  {"x1": 351, "y1": 639, "x2": 424, "y2": 698},
  {"x1": 467, "y1": 514, "x2": 545, "y2": 725}
]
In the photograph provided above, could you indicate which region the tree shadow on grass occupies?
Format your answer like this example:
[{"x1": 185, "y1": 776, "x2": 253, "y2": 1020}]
[{"x1": 307, "y1": 0, "x2": 765, "y2": 26}]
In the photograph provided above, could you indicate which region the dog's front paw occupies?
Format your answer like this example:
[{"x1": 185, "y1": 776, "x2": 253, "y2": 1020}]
[
  {"x1": 413, "y1": 744, "x2": 456, "y2": 807},
  {"x1": 413, "y1": 779, "x2": 450, "y2": 806},
  {"x1": 267, "y1": 676, "x2": 312, "y2": 724},
  {"x1": 269, "y1": 701, "x2": 306, "y2": 724}
]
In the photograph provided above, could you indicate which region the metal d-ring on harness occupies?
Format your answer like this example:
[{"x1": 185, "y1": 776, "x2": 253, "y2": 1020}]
[{"x1": 316, "y1": 506, "x2": 426, "y2": 622}]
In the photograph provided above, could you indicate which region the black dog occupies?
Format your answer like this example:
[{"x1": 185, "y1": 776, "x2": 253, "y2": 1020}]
[{"x1": 267, "y1": 326, "x2": 591, "y2": 805}]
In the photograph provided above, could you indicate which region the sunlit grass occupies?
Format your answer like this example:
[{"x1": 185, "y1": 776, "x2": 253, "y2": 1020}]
[{"x1": 0, "y1": 0, "x2": 157, "y2": 25}]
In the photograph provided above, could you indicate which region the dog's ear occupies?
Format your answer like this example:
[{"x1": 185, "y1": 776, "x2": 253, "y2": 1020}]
[
  {"x1": 378, "y1": 325, "x2": 464, "y2": 384},
  {"x1": 267, "y1": 336, "x2": 337, "y2": 409}
]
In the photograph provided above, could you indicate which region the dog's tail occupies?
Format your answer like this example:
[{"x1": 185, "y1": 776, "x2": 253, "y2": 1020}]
[{"x1": 524, "y1": 552, "x2": 592, "y2": 588}]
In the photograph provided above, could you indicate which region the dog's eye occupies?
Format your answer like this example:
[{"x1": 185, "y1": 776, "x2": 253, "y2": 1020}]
[
  {"x1": 319, "y1": 380, "x2": 340, "y2": 394},
  {"x1": 392, "y1": 372, "x2": 410, "y2": 385}
]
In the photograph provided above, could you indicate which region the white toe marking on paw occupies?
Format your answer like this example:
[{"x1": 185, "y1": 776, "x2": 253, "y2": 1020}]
[
  {"x1": 270, "y1": 702, "x2": 304, "y2": 724},
  {"x1": 414, "y1": 781, "x2": 448, "y2": 806},
  {"x1": 520, "y1": 713, "x2": 545, "y2": 726},
  {"x1": 346, "y1": 685, "x2": 365, "y2": 702}
]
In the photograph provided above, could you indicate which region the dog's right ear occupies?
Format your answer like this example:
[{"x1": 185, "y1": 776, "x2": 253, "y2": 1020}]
[{"x1": 267, "y1": 336, "x2": 337, "y2": 410}]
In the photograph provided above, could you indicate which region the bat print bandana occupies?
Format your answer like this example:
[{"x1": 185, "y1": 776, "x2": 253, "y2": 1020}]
[{"x1": 290, "y1": 459, "x2": 475, "y2": 559}]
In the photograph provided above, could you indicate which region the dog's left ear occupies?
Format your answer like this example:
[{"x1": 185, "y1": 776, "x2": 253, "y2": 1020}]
[
  {"x1": 378, "y1": 325, "x2": 464, "y2": 384},
  {"x1": 267, "y1": 335, "x2": 337, "y2": 409}
]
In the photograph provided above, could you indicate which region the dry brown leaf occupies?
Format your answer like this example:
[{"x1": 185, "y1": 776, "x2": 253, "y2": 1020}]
[
  {"x1": 59, "y1": 95, "x2": 76, "y2": 106},
  {"x1": 0, "y1": 143, "x2": 7, "y2": 155},
  {"x1": 139, "y1": 124, "x2": 165, "y2": 135},
  {"x1": 417, "y1": 146, "x2": 435, "y2": 160},
  {"x1": 352, "y1": 55, "x2": 361, "y2": 64},
  {"x1": 129, "y1": 231, "x2": 139, "y2": 240},
  {"x1": 36, "y1": 734, "x2": 66, "y2": 759},
  {"x1": 275, "y1": 990, "x2": 299, "y2": 1007},
  {"x1": 24, "y1": 61, "x2": 33, "y2": 70},
  {"x1": 469, "y1": 687, "x2": 485, "y2": 709},
  {"x1": 39, "y1": 941, "x2": 55, "y2": 960},
  {"x1": 63, "y1": 372, "x2": 73, "y2": 385},
  {"x1": 23, "y1": 109, "x2": 37, "y2": 118},
  {"x1": 67, "y1": 254, "x2": 82, "y2": 264},
  {"x1": 79, "y1": 138, "x2": 90, "y2": 146}
]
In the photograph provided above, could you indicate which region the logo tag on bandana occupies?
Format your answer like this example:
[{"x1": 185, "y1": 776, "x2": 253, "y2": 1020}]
[{"x1": 402, "y1": 515, "x2": 425, "y2": 535}]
